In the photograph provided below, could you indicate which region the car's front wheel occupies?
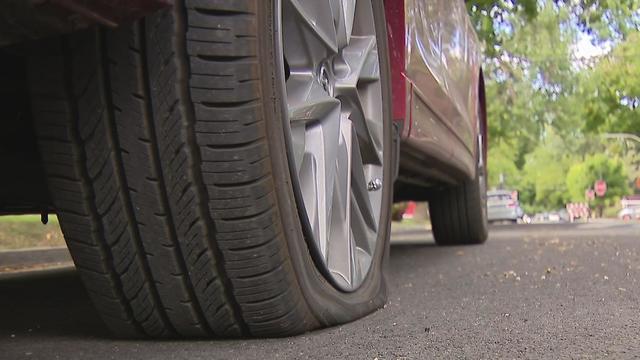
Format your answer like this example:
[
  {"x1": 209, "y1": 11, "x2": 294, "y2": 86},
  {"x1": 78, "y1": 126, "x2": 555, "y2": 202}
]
[{"x1": 29, "y1": 0, "x2": 392, "y2": 338}]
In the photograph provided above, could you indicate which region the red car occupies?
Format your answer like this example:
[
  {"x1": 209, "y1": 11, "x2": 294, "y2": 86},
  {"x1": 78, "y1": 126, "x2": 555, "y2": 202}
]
[{"x1": 0, "y1": 0, "x2": 487, "y2": 338}]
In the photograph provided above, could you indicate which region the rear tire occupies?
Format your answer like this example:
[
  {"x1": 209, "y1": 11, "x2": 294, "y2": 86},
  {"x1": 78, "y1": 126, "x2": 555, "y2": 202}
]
[
  {"x1": 29, "y1": 0, "x2": 392, "y2": 338},
  {"x1": 429, "y1": 142, "x2": 488, "y2": 246}
]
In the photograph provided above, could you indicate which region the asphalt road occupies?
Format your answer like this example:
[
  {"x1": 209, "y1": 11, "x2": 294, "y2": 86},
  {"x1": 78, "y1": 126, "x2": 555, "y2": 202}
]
[{"x1": 2, "y1": 222, "x2": 640, "y2": 359}]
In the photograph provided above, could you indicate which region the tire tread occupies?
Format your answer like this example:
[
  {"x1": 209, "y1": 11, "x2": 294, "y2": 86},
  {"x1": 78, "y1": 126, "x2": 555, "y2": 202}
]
[{"x1": 29, "y1": 0, "x2": 313, "y2": 338}]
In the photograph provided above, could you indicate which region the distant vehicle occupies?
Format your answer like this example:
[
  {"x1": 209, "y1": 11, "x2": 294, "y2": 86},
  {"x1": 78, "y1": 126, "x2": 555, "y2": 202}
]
[
  {"x1": 532, "y1": 213, "x2": 548, "y2": 223},
  {"x1": 487, "y1": 190, "x2": 523, "y2": 224},
  {"x1": 619, "y1": 196, "x2": 640, "y2": 221},
  {"x1": 618, "y1": 207, "x2": 640, "y2": 221},
  {"x1": 556, "y1": 209, "x2": 570, "y2": 222},
  {"x1": 621, "y1": 195, "x2": 640, "y2": 208},
  {"x1": 532, "y1": 210, "x2": 568, "y2": 223},
  {"x1": 548, "y1": 212, "x2": 561, "y2": 223}
]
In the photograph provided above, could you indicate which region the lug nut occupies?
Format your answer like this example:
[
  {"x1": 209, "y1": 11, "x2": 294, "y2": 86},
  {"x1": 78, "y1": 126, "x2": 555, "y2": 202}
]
[
  {"x1": 368, "y1": 178, "x2": 383, "y2": 191},
  {"x1": 319, "y1": 66, "x2": 330, "y2": 93}
]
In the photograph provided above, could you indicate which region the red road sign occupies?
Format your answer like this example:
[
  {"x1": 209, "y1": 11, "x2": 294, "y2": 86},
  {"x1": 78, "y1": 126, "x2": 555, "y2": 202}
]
[{"x1": 595, "y1": 179, "x2": 607, "y2": 197}]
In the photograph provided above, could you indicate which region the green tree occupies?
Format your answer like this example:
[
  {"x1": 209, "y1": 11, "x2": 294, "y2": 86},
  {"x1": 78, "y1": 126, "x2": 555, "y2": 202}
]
[
  {"x1": 581, "y1": 32, "x2": 640, "y2": 135},
  {"x1": 467, "y1": 0, "x2": 640, "y2": 213},
  {"x1": 487, "y1": 141, "x2": 520, "y2": 188},
  {"x1": 566, "y1": 154, "x2": 631, "y2": 214},
  {"x1": 467, "y1": 0, "x2": 640, "y2": 54},
  {"x1": 519, "y1": 129, "x2": 577, "y2": 211},
  {"x1": 484, "y1": 2, "x2": 576, "y2": 144}
]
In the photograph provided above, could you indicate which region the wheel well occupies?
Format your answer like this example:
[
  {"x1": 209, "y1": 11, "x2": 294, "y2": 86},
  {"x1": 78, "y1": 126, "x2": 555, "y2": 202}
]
[{"x1": 478, "y1": 68, "x2": 488, "y2": 162}]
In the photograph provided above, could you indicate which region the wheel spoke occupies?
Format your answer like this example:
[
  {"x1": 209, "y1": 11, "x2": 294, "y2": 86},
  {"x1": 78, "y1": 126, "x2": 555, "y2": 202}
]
[
  {"x1": 354, "y1": 246, "x2": 372, "y2": 286},
  {"x1": 287, "y1": 73, "x2": 340, "y2": 124},
  {"x1": 350, "y1": 190, "x2": 376, "y2": 261},
  {"x1": 334, "y1": 36, "x2": 382, "y2": 165},
  {"x1": 327, "y1": 120, "x2": 354, "y2": 288},
  {"x1": 296, "y1": 105, "x2": 342, "y2": 257},
  {"x1": 287, "y1": 73, "x2": 340, "y2": 174},
  {"x1": 339, "y1": 94, "x2": 382, "y2": 165},
  {"x1": 290, "y1": 124, "x2": 306, "y2": 176},
  {"x1": 332, "y1": 0, "x2": 357, "y2": 49},
  {"x1": 334, "y1": 36, "x2": 378, "y2": 88},
  {"x1": 298, "y1": 151, "x2": 321, "y2": 251},
  {"x1": 350, "y1": 128, "x2": 378, "y2": 232},
  {"x1": 285, "y1": 0, "x2": 339, "y2": 54},
  {"x1": 359, "y1": 47, "x2": 380, "y2": 82}
]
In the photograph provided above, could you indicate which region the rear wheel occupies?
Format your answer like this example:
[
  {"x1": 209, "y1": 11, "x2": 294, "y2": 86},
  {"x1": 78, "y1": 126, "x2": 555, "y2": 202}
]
[
  {"x1": 29, "y1": 0, "x2": 392, "y2": 338},
  {"x1": 429, "y1": 135, "x2": 488, "y2": 246}
]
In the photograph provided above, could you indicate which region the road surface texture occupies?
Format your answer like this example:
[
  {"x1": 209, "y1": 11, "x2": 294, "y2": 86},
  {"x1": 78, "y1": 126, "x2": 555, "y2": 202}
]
[{"x1": 2, "y1": 222, "x2": 640, "y2": 359}]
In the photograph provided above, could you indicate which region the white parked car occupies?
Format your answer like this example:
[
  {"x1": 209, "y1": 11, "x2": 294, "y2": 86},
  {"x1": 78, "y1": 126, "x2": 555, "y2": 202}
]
[
  {"x1": 619, "y1": 207, "x2": 640, "y2": 221},
  {"x1": 619, "y1": 196, "x2": 640, "y2": 221},
  {"x1": 487, "y1": 190, "x2": 523, "y2": 224}
]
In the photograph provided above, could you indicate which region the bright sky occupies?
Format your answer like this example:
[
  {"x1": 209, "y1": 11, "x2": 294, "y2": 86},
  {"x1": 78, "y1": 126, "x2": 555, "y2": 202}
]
[{"x1": 572, "y1": 33, "x2": 610, "y2": 59}]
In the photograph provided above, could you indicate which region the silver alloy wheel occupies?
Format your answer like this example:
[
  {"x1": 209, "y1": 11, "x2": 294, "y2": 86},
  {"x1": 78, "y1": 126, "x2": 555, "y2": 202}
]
[{"x1": 279, "y1": 0, "x2": 385, "y2": 291}]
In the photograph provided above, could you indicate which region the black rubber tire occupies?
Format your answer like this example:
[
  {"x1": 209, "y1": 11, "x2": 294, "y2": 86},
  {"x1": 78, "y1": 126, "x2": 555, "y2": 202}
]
[
  {"x1": 28, "y1": 0, "x2": 392, "y2": 338},
  {"x1": 428, "y1": 162, "x2": 488, "y2": 246}
]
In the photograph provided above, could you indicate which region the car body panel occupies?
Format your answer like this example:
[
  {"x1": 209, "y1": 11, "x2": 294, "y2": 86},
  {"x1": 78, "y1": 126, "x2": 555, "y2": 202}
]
[
  {"x1": 384, "y1": 0, "x2": 408, "y2": 124},
  {"x1": 384, "y1": 0, "x2": 484, "y2": 185},
  {"x1": 405, "y1": 0, "x2": 480, "y2": 148}
]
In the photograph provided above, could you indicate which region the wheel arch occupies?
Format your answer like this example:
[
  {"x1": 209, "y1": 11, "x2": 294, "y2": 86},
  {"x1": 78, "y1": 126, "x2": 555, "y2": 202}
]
[{"x1": 478, "y1": 67, "x2": 488, "y2": 164}]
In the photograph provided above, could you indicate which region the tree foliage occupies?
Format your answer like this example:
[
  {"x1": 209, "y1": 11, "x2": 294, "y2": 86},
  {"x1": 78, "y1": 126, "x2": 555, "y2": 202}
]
[
  {"x1": 487, "y1": 141, "x2": 520, "y2": 188},
  {"x1": 467, "y1": 0, "x2": 640, "y2": 55},
  {"x1": 520, "y1": 130, "x2": 576, "y2": 211},
  {"x1": 566, "y1": 154, "x2": 630, "y2": 207},
  {"x1": 581, "y1": 32, "x2": 640, "y2": 134},
  {"x1": 467, "y1": 0, "x2": 640, "y2": 213}
]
